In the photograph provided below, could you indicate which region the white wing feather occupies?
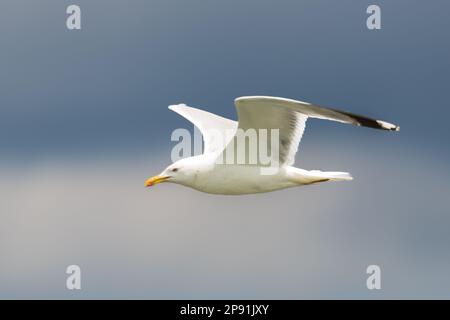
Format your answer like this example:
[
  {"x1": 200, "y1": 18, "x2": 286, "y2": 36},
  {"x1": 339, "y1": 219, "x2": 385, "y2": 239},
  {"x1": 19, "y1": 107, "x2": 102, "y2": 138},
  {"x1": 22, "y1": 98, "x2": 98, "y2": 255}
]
[
  {"x1": 169, "y1": 104, "x2": 237, "y2": 154},
  {"x1": 169, "y1": 97, "x2": 399, "y2": 166},
  {"x1": 228, "y1": 96, "x2": 399, "y2": 166}
]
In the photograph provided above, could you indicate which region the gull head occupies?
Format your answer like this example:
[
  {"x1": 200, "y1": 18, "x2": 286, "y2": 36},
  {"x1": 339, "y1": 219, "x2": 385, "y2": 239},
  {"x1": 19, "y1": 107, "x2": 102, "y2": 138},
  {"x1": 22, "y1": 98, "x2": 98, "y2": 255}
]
[{"x1": 145, "y1": 157, "x2": 203, "y2": 188}]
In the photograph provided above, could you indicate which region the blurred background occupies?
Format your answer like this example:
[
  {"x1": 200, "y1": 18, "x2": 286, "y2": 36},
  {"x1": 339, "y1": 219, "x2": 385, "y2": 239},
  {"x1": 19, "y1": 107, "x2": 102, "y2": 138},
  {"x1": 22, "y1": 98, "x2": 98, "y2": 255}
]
[{"x1": 1, "y1": 0, "x2": 449, "y2": 299}]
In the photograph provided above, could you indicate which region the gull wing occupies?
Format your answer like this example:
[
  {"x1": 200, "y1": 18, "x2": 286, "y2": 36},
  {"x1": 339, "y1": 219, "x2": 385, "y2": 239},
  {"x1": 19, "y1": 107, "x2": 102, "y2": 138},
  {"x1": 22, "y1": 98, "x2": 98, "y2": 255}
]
[
  {"x1": 169, "y1": 104, "x2": 238, "y2": 154},
  {"x1": 225, "y1": 96, "x2": 399, "y2": 166}
]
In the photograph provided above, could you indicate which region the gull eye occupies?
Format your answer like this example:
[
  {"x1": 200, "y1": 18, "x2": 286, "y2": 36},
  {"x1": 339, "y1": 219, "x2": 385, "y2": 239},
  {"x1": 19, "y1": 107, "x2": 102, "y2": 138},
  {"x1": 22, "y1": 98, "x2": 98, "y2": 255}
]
[{"x1": 171, "y1": 168, "x2": 178, "y2": 172}]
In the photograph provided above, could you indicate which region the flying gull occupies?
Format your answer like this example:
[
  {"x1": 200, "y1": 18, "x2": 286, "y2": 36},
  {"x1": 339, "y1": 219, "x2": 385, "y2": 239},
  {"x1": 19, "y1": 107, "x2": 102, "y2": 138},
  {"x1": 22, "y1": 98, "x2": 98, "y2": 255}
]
[{"x1": 145, "y1": 96, "x2": 399, "y2": 195}]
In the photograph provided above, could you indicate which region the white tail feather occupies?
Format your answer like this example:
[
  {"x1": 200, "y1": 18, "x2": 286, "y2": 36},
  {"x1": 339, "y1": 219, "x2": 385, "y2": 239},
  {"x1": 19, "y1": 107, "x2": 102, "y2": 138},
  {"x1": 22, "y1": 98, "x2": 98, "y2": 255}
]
[
  {"x1": 309, "y1": 170, "x2": 353, "y2": 182},
  {"x1": 287, "y1": 167, "x2": 353, "y2": 185}
]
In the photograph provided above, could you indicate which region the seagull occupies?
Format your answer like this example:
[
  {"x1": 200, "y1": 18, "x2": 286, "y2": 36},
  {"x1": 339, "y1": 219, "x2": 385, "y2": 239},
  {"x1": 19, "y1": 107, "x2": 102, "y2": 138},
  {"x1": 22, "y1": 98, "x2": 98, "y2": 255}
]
[{"x1": 145, "y1": 96, "x2": 399, "y2": 195}]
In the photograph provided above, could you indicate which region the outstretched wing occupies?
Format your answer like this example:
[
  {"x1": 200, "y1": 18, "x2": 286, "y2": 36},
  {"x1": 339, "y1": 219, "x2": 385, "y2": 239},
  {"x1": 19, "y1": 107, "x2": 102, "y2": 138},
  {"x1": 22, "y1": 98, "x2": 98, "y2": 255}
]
[
  {"x1": 169, "y1": 104, "x2": 237, "y2": 154},
  {"x1": 226, "y1": 96, "x2": 399, "y2": 166}
]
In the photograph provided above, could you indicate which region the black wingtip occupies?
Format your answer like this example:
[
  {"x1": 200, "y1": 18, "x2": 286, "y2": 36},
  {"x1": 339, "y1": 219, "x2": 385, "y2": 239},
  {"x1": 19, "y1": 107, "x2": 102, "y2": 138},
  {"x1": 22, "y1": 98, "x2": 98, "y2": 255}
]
[{"x1": 336, "y1": 109, "x2": 399, "y2": 131}]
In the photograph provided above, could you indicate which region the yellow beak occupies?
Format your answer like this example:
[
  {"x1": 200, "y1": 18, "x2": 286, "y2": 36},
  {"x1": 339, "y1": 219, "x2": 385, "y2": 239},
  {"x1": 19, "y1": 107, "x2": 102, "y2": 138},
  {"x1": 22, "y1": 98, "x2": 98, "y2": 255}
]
[{"x1": 145, "y1": 175, "x2": 170, "y2": 187}]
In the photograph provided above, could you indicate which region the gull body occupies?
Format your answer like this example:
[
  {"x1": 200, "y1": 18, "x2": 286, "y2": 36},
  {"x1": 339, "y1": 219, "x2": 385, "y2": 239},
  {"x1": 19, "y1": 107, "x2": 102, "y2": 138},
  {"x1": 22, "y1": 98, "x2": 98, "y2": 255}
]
[
  {"x1": 156, "y1": 155, "x2": 348, "y2": 195},
  {"x1": 146, "y1": 96, "x2": 399, "y2": 195}
]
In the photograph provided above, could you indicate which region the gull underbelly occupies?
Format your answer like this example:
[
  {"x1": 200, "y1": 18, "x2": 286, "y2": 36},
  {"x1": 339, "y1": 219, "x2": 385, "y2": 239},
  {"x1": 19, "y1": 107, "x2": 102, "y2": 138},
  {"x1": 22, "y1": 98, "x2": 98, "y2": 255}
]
[{"x1": 191, "y1": 165, "x2": 296, "y2": 195}]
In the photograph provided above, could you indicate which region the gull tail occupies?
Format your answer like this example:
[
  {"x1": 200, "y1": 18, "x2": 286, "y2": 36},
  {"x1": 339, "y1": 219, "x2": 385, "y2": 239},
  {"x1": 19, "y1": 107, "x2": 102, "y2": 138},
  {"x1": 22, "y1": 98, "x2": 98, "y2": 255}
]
[
  {"x1": 309, "y1": 170, "x2": 353, "y2": 182},
  {"x1": 288, "y1": 167, "x2": 353, "y2": 185}
]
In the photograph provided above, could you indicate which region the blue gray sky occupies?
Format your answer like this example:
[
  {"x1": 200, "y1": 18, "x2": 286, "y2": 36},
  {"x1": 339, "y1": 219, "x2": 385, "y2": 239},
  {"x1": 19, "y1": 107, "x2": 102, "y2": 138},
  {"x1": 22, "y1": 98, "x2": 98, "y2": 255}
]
[{"x1": 1, "y1": 0, "x2": 450, "y2": 299}]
